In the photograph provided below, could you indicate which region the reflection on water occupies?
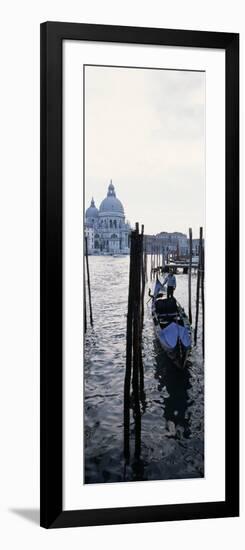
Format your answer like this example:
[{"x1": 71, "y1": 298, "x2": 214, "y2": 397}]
[{"x1": 84, "y1": 256, "x2": 204, "y2": 483}]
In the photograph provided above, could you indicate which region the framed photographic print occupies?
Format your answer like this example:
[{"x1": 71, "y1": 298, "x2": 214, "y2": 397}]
[{"x1": 40, "y1": 22, "x2": 239, "y2": 528}]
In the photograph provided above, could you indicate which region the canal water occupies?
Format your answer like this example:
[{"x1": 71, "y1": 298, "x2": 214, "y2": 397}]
[{"x1": 84, "y1": 256, "x2": 204, "y2": 483}]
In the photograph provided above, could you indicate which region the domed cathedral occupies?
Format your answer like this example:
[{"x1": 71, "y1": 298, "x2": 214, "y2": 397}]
[{"x1": 85, "y1": 181, "x2": 130, "y2": 254}]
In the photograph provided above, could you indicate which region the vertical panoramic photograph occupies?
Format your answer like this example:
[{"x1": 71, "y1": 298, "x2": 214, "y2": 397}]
[{"x1": 83, "y1": 65, "x2": 205, "y2": 484}]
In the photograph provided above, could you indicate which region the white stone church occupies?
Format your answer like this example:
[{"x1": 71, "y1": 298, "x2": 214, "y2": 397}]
[{"x1": 85, "y1": 181, "x2": 130, "y2": 254}]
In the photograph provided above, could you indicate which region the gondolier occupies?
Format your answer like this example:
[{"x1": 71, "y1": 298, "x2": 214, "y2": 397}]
[{"x1": 163, "y1": 272, "x2": 176, "y2": 299}]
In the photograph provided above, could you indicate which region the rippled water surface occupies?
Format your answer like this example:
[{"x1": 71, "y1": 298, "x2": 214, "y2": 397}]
[{"x1": 84, "y1": 256, "x2": 204, "y2": 483}]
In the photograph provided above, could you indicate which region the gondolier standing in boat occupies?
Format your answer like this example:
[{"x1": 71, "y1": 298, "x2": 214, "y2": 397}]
[{"x1": 163, "y1": 271, "x2": 176, "y2": 299}]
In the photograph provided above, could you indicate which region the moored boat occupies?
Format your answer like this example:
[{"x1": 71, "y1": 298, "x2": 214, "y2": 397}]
[{"x1": 151, "y1": 277, "x2": 191, "y2": 369}]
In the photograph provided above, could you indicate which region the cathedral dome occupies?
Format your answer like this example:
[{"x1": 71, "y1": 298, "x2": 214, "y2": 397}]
[
  {"x1": 86, "y1": 197, "x2": 99, "y2": 219},
  {"x1": 99, "y1": 181, "x2": 124, "y2": 215}
]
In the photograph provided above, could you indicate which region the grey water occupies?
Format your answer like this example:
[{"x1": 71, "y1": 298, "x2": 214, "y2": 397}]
[{"x1": 84, "y1": 256, "x2": 204, "y2": 484}]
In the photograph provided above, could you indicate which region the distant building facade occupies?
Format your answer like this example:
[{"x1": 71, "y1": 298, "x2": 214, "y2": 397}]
[
  {"x1": 145, "y1": 231, "x2": 188, "y2": 256},
  {"x1": 85, "y1": 181, "x2": 130, "y2": 254}
]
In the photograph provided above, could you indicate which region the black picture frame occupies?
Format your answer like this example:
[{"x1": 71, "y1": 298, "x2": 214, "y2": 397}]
[{"x1": 40, "y1": 21, "x2": 239, "y2": 528}]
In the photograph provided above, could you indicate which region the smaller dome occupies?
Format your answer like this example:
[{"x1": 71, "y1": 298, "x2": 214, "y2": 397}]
[{"x1": 86, "y1": 197, "x2": 99, "y2": 219}]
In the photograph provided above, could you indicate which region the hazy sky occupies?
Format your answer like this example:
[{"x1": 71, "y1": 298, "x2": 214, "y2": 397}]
[{"x1": 84, "y1": 65, "x2": 205, "y2": 238}]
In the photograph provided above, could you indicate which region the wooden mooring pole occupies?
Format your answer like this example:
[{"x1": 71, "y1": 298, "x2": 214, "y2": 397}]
[
  {"x1": 194, "y1": 227, "x2": 203, "y2": 345},
  {"x1": 150, "y1": 245, "x2": 153, "y2": 280},
  {"x1": 124, "y1": 222, "x2": 145, "y2": 461},
  {"x1": 84, "y1": 268, "x2": 87, "y2": 334},
  {"x1": 201, "y1": 240, "x2": 205, "y2": 358},
  {"x1": 144, "y1": 245, "x2": 148, "y2": 283},
  {"x1": 85, "y1": 236, "x2": 93, "y2": 327},
  {"x1": 124, "y1": 227, "x2": 136, "y2": 460},
  {"x1": 188, "y1": 228, "x2": 192, "y2": 324},
  {"x1": 132, "y1": 224, "x2": 142, "y2": 459},
  {"x1": 141, "y1": 225, "x2": 145, "y2": 331},
  {"x1": 139, "y1": 226, "x2": 145, "y2": 396}
]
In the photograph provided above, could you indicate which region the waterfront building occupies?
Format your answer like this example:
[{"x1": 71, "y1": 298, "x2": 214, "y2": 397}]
[
  {"x1": 84, "y1": 225, "x2": 94, "y2": 254},
  {"x1": 85, "y1": 181, "x2": 130, "y2": 254},
  {"x1": 145, "y1": 231, "x2": 188, "y2": 256}
]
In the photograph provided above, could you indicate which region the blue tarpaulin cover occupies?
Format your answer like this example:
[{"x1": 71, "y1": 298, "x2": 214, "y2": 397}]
[{"x1": 159, "y1": 322, "x2": 191, "y2": 350}]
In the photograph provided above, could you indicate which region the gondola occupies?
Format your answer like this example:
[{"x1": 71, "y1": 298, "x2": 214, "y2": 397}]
[{"x1": 151, "y1": 276, "x2": 191, "y2": 369}]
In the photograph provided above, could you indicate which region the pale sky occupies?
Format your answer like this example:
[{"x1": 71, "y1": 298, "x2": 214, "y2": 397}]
[{"x1": 84, "y1": 65, "x2": 205, "y2": 238}]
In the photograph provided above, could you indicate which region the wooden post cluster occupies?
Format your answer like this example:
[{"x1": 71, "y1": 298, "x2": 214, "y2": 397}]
[
  {"x1": 84, "y1": 270, "x2": 87, "y2": 334},
  {"x1": 194, "y1": 227, "x2": 205, "y2": 358},
  {"x1": 149, "y1": 239, "x2": 168, "y2": 279},
  {"x1": 150, "y1": 245, "x2": 153, "y2": 280},
  {"x1": 124, "y1": 223, "x2": 146, "y2": 461}
]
